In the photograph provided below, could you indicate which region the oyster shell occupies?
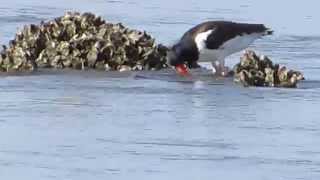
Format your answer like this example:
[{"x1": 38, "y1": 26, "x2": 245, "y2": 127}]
[
  {"x1": 0, "y1": 11, "x2": 168, "y2": 72},
  {"x1": 234, "y1": 50, "x2": 304, "y2": 88}
]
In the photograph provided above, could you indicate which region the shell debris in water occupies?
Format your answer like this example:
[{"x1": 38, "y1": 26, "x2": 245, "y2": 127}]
[{"x1": 193, "y1": 80, "x2": 206, "y2": 90}]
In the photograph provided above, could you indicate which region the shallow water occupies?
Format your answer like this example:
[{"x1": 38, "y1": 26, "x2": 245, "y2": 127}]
[{"x1": 1, "y1": 0, "x2": 320, "y2": 180}]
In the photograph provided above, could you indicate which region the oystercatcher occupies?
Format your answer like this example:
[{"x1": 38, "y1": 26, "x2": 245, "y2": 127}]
[{"x1": 167, "y1": 21, "x2": 273, "y2": 76}]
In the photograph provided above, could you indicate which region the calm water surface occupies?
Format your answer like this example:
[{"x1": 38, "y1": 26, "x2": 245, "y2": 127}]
[{"x1": 0, "y1": 0, "x2": 320, "y2": 180}]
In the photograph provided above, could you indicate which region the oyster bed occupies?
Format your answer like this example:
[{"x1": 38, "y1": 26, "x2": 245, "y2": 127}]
[
  {"x1": 0, "y1": 12, "x2": 168, "y2": 72},
  {"x1": 233, "y1": 50, "x2": 304, "y2": 88},
  {"x1": 0, "y1": 11, "x2": 305, "y2": 88}
]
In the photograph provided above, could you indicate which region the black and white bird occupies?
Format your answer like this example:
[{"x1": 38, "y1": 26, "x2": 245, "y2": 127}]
[{"x1": 167, "y1": 21, "x2": 273, "y2": 76}]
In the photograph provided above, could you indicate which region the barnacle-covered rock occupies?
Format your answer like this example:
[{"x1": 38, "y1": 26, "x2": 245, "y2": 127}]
[
  {"x1": 234, "y1": 50, "x2": 305, "y2": 88},
  {"x1": 0, "y1": 11, "x2": 168, "y2": 72}
]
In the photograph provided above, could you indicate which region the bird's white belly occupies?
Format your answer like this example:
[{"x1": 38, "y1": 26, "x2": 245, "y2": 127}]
[{"x1": 197, "y1": 33, "x2": 262, "y2": 62}]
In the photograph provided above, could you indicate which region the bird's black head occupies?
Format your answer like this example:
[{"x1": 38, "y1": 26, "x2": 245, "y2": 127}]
[
  {"x1": 167, "y1": 44, "x2": 183, "y2": 66},
  {"x1": 167, "y1": 44, "x2": 190, "y2": 76}
]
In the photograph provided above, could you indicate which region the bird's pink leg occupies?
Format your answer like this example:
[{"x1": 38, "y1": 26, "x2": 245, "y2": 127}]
[{"x1": 212, "y1": 59, "x2": 229, "y2": 77}]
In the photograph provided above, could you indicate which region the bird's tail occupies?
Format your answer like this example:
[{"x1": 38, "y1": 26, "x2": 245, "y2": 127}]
[
  {"x1": 239, "y1": 23, "x2": 273, "y2": 36},
  {"x1": 264, "y1": 28, "x2": 273, "y2": 35}
]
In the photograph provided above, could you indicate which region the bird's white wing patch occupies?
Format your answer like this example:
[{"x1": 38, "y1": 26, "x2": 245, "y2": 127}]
[{"x1": 194, "y1": 29, "x2": 215, "y2": 51}]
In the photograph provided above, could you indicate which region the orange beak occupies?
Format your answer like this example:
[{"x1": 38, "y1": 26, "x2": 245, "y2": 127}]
[{"x1": 175, "y1": 64, "x2": 190, "y2": 76}]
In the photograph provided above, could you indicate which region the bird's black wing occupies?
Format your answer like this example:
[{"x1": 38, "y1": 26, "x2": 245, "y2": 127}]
[{"x1": 205, "y1": 22, "x2": 270, "y2": 49}]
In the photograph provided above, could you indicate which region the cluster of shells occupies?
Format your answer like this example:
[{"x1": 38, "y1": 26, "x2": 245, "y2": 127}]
[
  {"x1": 233, "y1": 50, "x2": 304, "y2": 88},
  {"x1": 0, "y1": 12, "x2": 168, "y2": 72}
]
